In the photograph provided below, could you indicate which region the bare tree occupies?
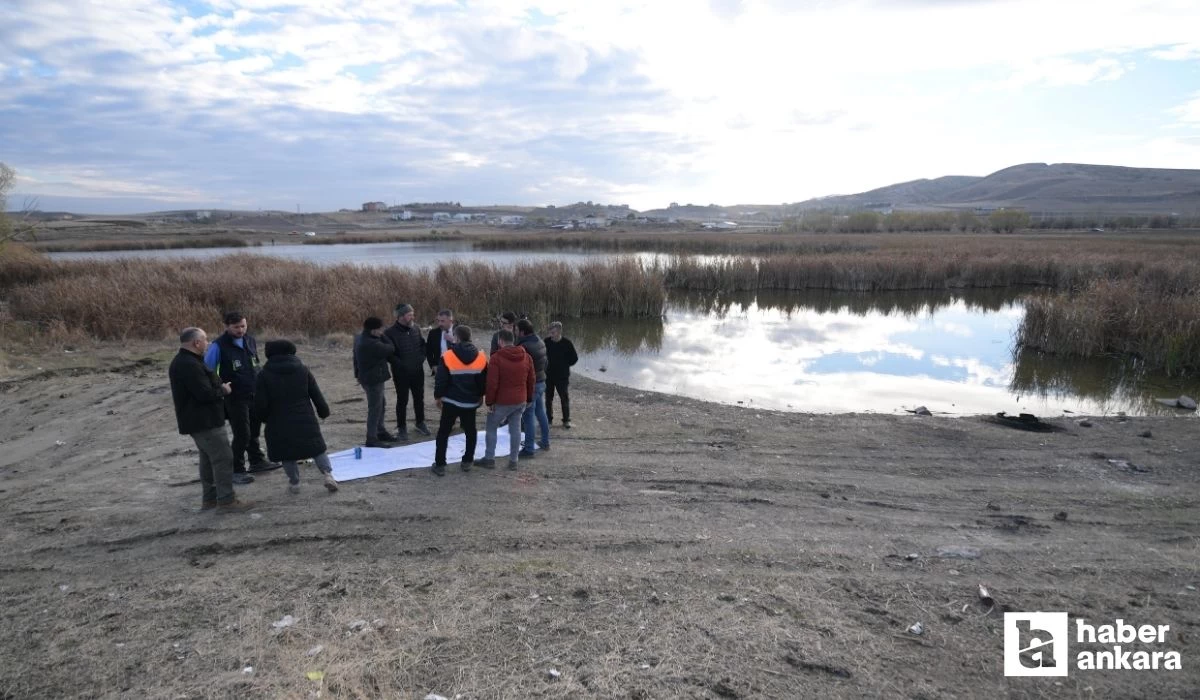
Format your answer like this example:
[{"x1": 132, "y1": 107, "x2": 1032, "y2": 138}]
[
  {"x1": 0, "y1": 162, "x2": 40, "y2": 247},
  {"x1": 0, "y1": 162, "x2": 13, "y2": 212},
  {"x1": 0, "y1": 162, "x2": 13, "y2": 241}
]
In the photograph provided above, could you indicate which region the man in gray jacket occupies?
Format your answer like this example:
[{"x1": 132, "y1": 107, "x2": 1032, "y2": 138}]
[{"x1": 353, "y1": 316, "x2": 397, "y2": 448}]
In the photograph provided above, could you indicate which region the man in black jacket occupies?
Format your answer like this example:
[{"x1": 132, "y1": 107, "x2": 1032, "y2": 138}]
[
  {"x1": 431, "y1": 325, "x2": 487, "y2": 476},
  {"x1": 425, "y1": 309, "x2": 457, "y2": 375},
  {"x1": 169, "y1": 327, "x2": 252, "y2": 512},
  {"x1": 489, "y1": 311, "x2": 518, "y2": 355},
  {"x1": 516, "y1": 318, "x2": 550, "y2": 456},
  {"x1": 384, "y1": 303, "x2": 430, "y2": 442},
  {"x1": 544, "y1": 321, "x2": 579, "y2": 429},
  {"x1": 354, "y1": 317, "x2": 398, "y2": 447},
  {"x1": 204, "y1": 311, "x2": 279, "y2": 482}
]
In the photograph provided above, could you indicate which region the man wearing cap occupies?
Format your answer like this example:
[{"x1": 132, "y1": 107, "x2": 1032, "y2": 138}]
[
  {"x1": 353, "y1": 316, "x2": 398, "y2": 448},
  {"x1": 384, "y1": 303, "x2": 430, "y2": 442}
]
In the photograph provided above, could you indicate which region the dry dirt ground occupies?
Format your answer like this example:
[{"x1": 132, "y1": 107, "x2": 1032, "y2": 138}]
[{"x1": 1, "y1": 344, "x2": 1197, "y2": 699}]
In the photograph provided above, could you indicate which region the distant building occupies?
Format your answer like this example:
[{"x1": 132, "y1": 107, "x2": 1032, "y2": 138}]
[
  {"x1": 499, "y1": 215, "x2": 526, "y2": 226},
  {"x1": 432, "y1": 212, "x2": 453, "y2": 222},
  {"x1": 362, "y1": 201, "x2": 386, "y2": 212},
  {"x1": 581, "y1": 216, "x2": 608, "y2": 228},
  {"x1": 391, "y1": 210, "x2": 413, "y2": 221},
  {"x1": 701, "y1": 221, "x2": 739, "y2": 230}
]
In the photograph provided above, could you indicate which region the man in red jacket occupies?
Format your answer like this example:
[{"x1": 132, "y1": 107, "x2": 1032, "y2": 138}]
[{"x1": 477, "y1": 329, "x2": 535, "y2": 470}]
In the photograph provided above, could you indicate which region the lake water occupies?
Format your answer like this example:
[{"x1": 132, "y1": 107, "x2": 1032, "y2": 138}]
[
  {"x1": 49, "y1": 243, "x2": 1199, "y2": 416},
  {"x1": 567, "y1": 290, "x2": 1200, "y2": 416},
  {"x1": 47, "y1": 240, "x2": 606, "y2": 267}
]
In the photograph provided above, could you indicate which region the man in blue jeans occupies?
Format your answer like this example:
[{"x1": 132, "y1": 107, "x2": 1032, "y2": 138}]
[{"x1": 515, "y1": 319, "x2": 550, "y2": 457}]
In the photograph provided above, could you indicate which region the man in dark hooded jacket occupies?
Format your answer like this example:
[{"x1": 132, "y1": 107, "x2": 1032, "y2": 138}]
[
  {"x1": 353, "y1": 317, "x2": 397, "y2": 447},
  {"x1": 431, "y1": 325, "x2": 487, "y2": 476},
  {"x1": 254, "y1": 340, "x2": 339, "y2": 494},
  {"x1": 384, "y1": 303, "x2": 430, "y2": 441},
  {"x1": 515, "y1": 318, "x2": 550, "y2": 456}
]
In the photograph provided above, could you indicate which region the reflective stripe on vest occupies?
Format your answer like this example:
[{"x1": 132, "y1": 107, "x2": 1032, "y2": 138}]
[{"x1": 442, "y1": 349, "x2": 487, "y2": 374}]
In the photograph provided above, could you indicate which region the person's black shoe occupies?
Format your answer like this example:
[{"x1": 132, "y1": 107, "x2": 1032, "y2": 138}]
[
  {"x1": 518, "y1": 449, "x2": 536, "y2": 458},
  {"x1": 431, "y1": 463, "x2": 446, "y2": 477},
  {"x1": 476, "y1": 457, "x2": 496, "y2": 469},
  {"x1": 377, "y1": 430, "x2": 397, "y2": 442},
  {"x1": 247, "y1": 460, "x2": 282, "y2": 473},
  {"x1": 231, "y1": 472, "x2": 255, "y2": 485},
  {"x1": 460, "y1": 460, "x2": 472, "y2": 473},
  {"x1": 507, "y1": 460, "x2": 519, "y2": 470},
  {"x1": 414, "y1": 422, "x2": 431, "y2": 436},
  {"x1": 538, "y1": 443, "x2": 550, "y2": 452},
  {"x1": 562, "y1": 419, "x2": 572, "y2": 430},
  {"x1": 365, "y1": 441, "x2": 395, "y2": 449},
  {"x1": 395, "y1": 430, "x2": 410, "y2": 443}
]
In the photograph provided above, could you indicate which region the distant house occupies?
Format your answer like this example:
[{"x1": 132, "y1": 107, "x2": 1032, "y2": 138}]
[
  {"x1": 701, "y1": 221, "x2": 738, "y2": 230},
  {"x1": 432, "y1": 212, "x2": 453, "y2": 222},
  {"x1": 362, "y1": 201, "x2": 386, "y2": 212},
  {"x1": 391, "y1": 210, "x2": 413, "y2": 221},
  {"x1": 581, "y1": 216, "x2": 608, "y2": 229},
  {"x1": 194, "y1": 210, "x2": 212, "y2": 220},
  {"x1": 499, "y1": 215, "x2": 526, "y2": 226}
]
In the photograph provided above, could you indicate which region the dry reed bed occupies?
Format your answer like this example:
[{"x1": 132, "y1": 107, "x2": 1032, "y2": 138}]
[
  {"x1": 3, "y1": 239, "x2": 1200, "y2": 371},
  {"x1": 302, "y1": 233, "x2": 465, "y2": 245},
  {"x1": 1020, "y1": 279, "x2": 1200, "y2": 374},
  {"x1": 32, "y1": 237, "x2": 256, "y2": 253},
  {"x1": 660, "y1": 251, "x2": 1200, "y2": 295},
  {"x1": 472, "y1": 234, "x2": 873, "y2": 255},
  {"x1": 1, "y1": 255, "x2": 664, "y2": 340}
]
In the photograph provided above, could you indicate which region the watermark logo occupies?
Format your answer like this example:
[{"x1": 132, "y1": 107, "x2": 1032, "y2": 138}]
[
  {"x1": 1005, "y1": 612, "x2": 1068, "y2": 677},
  {"x1": 1004, "y1": 613, "x2": 1183, "y2": 676}
]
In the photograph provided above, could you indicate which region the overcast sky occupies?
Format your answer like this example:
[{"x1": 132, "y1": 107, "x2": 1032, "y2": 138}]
[{"x1": 3, "y1": 0, "x2": 1200, "y2": 213}]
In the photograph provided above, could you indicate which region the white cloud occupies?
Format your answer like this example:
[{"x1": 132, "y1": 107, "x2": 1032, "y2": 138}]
[
  {"x1": 3, "y1": 0, "x2": 1200, "y2": 210},
  {"x1": 1172, "y1": 92, "x2": 1200, "y2": 124},
  {"x1": 990, "y1": 57, "x2": 1129, "y2": 90},
  {"x1": 1151, "y1": 42, "x2": 1200, "y2": 61}
]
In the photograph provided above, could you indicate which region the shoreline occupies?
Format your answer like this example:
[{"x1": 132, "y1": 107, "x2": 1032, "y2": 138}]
[
  {"x1": 1, "y1": 344, "x2": 1197, "y2": 696},
  {"x1": 3, "y1": 339, "x2": 1198, "y2": 419}
]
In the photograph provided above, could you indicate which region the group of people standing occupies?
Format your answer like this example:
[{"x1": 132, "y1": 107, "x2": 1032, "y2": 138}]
[
  {"x1": 168, "y1": 307, "x2": 578, "y2": 511},
  {"x1": 353, "y1": 305, "x2": 578, "y2": 476}
]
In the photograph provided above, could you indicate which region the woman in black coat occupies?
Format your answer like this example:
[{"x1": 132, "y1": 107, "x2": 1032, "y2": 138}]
[{"x1": 254, "y1": 340, "x2": 339, "y2": 494}]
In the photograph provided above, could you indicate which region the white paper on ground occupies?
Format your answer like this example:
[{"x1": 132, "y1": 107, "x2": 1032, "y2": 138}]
[{"x1": 329, "y1": 425, "x2": 535, "y2": 482}]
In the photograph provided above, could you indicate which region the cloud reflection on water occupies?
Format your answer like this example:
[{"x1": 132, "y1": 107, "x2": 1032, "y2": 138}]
[{"x1": 570, "y1": 290, "x2": 1200, "y2": 416}]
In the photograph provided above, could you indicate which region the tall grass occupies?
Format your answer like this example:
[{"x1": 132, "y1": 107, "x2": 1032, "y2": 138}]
[
  {"x1": 662, "y1": 252, "x2": 1200, "y2": 295},
  {"x1": 1, "y1": 254, "x2": 664, "y2": 340},
  {"x1": 471, "y1": 234, "x2": 873, "y2": 255},
  {"x1": 1018, "y1": 280, "x2": 1200, "y2": 375},
  {"x1": 33, "y1": 237, "x2": 255, "y2": 253},
  {"x1": 4, "y1": 235, "x2": 1200, "y2": 371},
  {"x1": 302, "y1": 232, "x2": 465, "y2": 245}
]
